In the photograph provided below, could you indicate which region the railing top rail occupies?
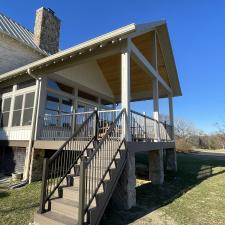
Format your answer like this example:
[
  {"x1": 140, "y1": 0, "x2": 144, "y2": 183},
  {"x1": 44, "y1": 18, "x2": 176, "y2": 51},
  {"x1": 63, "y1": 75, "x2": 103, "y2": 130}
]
[
  {"x1": 40, "y1": 111, "x2": 94, "y2": 118},
  {"x1": 131, "y1": 109, "x2": 173, "y2": 126},
  {"x1": 131, "y1": 109, "x2": 156, "y2": 122},
  {"x1": 86, "y1": 108, "x2": 125, "y2": 164},
  {"x1": 49, "y1": 110, "x2": 97, "y2": 163},
  {"x1": 98, "y1": 109, "x2": 121, "y2": 113}
]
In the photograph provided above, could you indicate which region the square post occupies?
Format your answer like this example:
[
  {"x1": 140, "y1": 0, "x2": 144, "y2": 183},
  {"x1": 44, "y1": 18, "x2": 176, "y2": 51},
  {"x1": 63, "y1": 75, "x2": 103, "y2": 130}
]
[
  {"x1": 153, "y1": 79, "x2": 160, "y2": 141},
  {"x1": 168, "y1": 95, "x2": 174, "y2": 140},
  {"x1": 121, "y1": 48, "x2": 131, "y2": 141},
  {"x1": 112, "y1": 42, "x2": 136, "y2": 210}
]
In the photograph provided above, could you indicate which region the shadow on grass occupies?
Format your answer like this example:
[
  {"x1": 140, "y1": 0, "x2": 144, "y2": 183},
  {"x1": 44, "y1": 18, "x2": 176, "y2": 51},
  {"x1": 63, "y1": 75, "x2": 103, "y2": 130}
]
[
  {"x1": 0, "y1": 191, "x2": 9, "y2": 199},
  {"x1": 101, "y1": 152, "x2": 225, "y2": 225}
]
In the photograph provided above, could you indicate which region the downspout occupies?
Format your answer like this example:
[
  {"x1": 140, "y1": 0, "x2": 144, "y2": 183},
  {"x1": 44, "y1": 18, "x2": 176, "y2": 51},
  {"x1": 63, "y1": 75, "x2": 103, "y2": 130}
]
[{"x1": 23, "y1": 68, "x2": 42, "y2": 183}]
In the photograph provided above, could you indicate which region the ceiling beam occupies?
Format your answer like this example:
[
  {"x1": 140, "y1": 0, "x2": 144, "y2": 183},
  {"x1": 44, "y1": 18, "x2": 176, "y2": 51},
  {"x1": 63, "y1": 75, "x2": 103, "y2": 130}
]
[{"x1": 129, "y1": 40, "x2": 172, "y2": 94}]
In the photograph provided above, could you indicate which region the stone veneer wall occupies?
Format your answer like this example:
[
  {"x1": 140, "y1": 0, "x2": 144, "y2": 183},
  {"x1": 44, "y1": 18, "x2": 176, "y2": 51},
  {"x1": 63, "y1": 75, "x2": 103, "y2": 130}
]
[{"x1": 30, "y1": 149, "x2": 45, "y2": 181}]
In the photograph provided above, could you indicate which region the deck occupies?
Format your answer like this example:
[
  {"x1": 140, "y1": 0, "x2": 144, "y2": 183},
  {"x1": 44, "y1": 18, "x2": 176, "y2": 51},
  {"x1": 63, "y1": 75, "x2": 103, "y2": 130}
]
[{"x1": 34, "y1": 109, "x2": 174, "y2": 151}]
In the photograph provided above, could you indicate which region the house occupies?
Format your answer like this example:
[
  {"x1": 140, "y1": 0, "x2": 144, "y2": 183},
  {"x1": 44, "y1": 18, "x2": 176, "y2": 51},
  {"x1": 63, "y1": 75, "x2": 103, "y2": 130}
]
[
  {"x1": 0, "y1": 7, "x2": 60, "y2": 177},
  {"x1": 0, "y1": 7, "x2": 182, "y2": 225}
]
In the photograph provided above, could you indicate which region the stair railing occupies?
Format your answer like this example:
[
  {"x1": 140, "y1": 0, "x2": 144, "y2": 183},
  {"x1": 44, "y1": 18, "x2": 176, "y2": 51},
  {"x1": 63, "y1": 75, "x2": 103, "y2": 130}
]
[
  {"x1": 39, "y1": 110, "x2": 98, "y2": 213},
  {"x1": 78, "y1": 109, "x2": 126, "y2": 224}
]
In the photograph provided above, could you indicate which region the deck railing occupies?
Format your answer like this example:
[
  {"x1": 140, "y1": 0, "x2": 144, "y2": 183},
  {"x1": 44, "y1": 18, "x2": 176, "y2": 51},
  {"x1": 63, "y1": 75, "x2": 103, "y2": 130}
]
[
  {"x1": 37, "y1": 109, "x2": 173, "y2": 142},
  {"x1": 130, "y1": 110, "x2": 174, "y2": 141},
  {"x1": 38, "y1": 112, "x2": 93, "y2": 140}
]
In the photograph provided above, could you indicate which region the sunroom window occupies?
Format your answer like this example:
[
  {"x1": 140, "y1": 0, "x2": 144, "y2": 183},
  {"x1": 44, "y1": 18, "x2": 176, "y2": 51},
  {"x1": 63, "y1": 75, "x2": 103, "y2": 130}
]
[
  {"x1": 12, "y1": 92, "x2": 35, "y2": 127},
  {"x1": 22, "y1": 92, "x2": 35, "y2": 125},
  {"x1": 12, "y1": 95, "x2": 23, "y2": 126},
  {"x1": 0, "y1": 97, "x2": 11, "y2": 127}
]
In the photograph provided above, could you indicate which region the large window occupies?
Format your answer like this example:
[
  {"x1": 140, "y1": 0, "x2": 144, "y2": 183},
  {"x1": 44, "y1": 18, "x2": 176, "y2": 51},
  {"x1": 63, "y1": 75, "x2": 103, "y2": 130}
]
[
  {"x1": 23, "y1": 92, "x2": 35, "y2": 125},
  {"x1": 12, "y1": 92, "x2": 35, "y2": 127},
  {"x1": 45, "y1": 93, "x2": 60, "y2": 115},
  {"x1": 0, "y1": 98, "x2": 11, "y2": 127},
  {"x1": 12, "y1": 95, "x2": 23, "y2": 126}
]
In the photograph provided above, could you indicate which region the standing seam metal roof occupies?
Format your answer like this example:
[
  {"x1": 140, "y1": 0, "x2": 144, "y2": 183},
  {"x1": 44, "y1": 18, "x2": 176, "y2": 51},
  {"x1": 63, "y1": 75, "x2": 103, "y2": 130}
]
[{"x1": 0, "y1": 12, "x2": 48, "y2": 55}]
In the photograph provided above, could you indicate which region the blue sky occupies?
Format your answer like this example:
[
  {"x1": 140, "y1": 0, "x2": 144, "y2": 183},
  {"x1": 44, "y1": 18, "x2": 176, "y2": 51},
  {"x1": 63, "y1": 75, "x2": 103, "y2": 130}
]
[{"x1": 1, "y1": 0, "x2": 225, "y2": 133}]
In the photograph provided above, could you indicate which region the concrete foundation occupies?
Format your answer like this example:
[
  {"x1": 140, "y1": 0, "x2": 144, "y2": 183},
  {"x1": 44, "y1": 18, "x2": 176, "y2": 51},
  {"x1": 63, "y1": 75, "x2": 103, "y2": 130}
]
[
  {"x1": 149, "y1": 149, "x2": 164, "y2": 184},
  {"x1": 111, "y1": 151, "x2": 136, "y2": 209},
  {"x1": 165, "y1": 148, "x2": 177, "y2": 172}
]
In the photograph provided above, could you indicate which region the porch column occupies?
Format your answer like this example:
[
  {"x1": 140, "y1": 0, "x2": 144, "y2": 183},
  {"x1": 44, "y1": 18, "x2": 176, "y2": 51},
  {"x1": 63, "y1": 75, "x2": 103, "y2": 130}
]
[
  {"x1": 153, "y1": 79, "x2": 160, "y2": 140},
  {"x1": 112, "y1": 45, "x2": 136, "y2": 209},
  {"x1": 149, "y1": 149, "x2": 164, "y2": 184},
  {"x1": 165, "y1": 95, "x2": 177, "y2": 172},
  {"x1": 168, "y1": 95, "x2": 174, "y2": 140}
]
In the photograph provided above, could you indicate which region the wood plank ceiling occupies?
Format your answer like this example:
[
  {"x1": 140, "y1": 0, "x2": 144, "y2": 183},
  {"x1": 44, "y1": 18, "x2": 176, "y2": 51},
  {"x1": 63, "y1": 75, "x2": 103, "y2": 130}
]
[{"x1": 97, "y1": 30, "x2": 171, "y2": 101}]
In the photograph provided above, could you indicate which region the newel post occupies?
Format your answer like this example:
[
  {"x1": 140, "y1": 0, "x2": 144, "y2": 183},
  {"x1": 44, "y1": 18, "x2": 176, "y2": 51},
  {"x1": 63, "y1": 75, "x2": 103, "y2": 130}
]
[{"x1": 78, "y1": 157, "x2": 86, "y2": 225}]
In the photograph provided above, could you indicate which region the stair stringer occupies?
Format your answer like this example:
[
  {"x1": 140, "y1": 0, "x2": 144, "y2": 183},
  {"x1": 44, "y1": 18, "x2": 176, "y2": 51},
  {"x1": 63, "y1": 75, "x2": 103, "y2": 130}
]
[{"x1": 88, "y1": 143, "x2": 128, "y2": 225}]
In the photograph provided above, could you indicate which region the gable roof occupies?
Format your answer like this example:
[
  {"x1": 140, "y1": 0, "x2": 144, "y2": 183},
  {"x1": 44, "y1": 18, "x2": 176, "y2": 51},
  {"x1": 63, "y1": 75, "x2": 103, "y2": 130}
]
[
  {"x1": 0, "y1": 21, "x2": 182, "y2": 97},
  {"x1": 0, "y1": 13, "x2": 48, "y2": 55}
]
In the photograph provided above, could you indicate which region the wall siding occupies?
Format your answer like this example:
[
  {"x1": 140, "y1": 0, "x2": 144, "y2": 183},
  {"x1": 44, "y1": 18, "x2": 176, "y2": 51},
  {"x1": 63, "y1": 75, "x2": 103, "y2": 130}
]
[{"x1": 0, "y1": 35, "x2": 43, "y2": 74}]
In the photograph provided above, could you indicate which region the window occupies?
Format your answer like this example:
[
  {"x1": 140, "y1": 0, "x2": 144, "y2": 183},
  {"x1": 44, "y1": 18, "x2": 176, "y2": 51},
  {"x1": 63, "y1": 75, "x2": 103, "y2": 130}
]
[
  {"x1": 45, "y1": 93, "x2": 60, "y2": 115},
  {"x1": 12, "y1": 92, "x2": 35, "y2": 127},
  {"x1": 22, "y1": 92, "x2": 35, "y2": 125},
  {"x1": 78, "y1": 90, "x2": 98, "y2": 103},
  {"x1": 0, "y1": 98, "x2": 11, "y2": 127},
  {"x1": 12, "y1": 95, "x2": 23, "y2": 126},
  {"x1": 17, "y1": 79, "x2": 36, "y2": 90},
  {"x1": 61, "y1": 97, "x2": 73, "y2": 113},
  {"x1": 47, "y1": 79, "x2": 73, "y2": 94}
]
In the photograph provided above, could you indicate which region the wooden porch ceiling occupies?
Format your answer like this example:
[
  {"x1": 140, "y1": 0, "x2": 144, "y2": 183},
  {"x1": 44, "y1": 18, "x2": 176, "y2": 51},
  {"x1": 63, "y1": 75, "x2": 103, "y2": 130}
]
[{"x1": 97, "y1": 30, "x2": 171, "y2": 101}]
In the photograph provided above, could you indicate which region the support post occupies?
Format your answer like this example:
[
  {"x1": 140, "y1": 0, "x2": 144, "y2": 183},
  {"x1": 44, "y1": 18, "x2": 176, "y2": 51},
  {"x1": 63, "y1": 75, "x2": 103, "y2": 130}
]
[
  {"x1": 112, "y1": 43, "x2": 136, "y2": 209},
  {"x1": 149, "y1": 149, "x2": 164, "y2": 184},
  {"x1": 165, "y1": 148, "x2": 177, "y2": 172},
  {"x1": 153, "y1": 79, "x2": 160, "y2": 141},
  {"x1": 168, "y1": 95, "x2": 174, "y2": 140}
]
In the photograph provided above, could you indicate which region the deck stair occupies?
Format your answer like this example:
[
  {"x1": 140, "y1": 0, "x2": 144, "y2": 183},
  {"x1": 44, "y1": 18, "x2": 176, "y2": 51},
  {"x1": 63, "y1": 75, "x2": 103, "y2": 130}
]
[{"x1": 34, "y1": 109, "x2": 127, "y2": 225}]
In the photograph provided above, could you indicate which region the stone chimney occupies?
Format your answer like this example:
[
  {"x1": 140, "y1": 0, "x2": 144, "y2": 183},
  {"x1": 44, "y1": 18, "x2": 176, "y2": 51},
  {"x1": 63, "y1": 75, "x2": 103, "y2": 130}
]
[{"x1": 34, "y1": 7, "x2": 60, "y2": 54}]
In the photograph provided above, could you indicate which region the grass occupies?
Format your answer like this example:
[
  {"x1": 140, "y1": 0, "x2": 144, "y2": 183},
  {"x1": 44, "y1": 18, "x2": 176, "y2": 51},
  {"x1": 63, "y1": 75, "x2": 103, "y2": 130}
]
[
  {"x1": 0, "y1": 152, "x2": 224, "y2": 225},
  {"x1": 0, "y1": 181, "x2": 41, "y2": 225},
  {"x1": 101, "y1": 152, "x2": 225, "y2": 225}
]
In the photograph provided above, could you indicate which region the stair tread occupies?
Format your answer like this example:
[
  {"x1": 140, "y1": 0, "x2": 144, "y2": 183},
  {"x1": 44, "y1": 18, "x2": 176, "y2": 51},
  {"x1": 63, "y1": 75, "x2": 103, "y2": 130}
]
[
  {"x1": 53, "y1": 197, "x2": 79, "y2": 208},
  {"x1": 34, "y1": 211, "x2": 77, "y2": 225}
]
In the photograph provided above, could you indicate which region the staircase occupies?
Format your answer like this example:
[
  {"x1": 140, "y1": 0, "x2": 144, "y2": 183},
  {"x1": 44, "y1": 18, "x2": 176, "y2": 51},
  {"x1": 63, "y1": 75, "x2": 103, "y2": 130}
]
[{"x1": 34, "y1": 109, "x2": 127, "y2": 225}]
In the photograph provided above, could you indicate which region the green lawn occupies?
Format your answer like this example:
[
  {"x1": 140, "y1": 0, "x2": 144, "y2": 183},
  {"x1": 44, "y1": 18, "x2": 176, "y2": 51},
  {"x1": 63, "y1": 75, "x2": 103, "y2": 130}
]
[
  {"x1": 0, "y1": 152, "x2": 224, "y2": 225},
  {"x1": 101, "y1": 152, "x2": 225, "y2": 225},
  {"x1": 0, "y1": 181, "x2": 41, "y2": 225}
]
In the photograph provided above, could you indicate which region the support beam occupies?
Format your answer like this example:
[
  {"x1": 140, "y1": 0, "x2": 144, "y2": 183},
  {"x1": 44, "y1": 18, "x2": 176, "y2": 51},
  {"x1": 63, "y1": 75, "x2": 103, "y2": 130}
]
[
  {"x1": 150, "y1": 31, "x2": 158, "y2": 71},
  {"x1": 130, "y1": 41, "x2": 172, "y2": 94}
]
